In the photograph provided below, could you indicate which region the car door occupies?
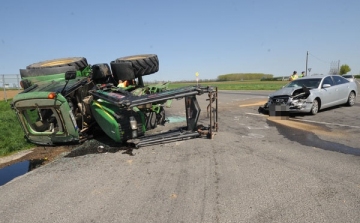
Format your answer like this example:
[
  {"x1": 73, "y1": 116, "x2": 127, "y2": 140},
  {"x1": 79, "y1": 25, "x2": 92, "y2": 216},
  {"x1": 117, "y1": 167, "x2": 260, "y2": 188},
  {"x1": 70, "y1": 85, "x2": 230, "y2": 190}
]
[
  {"x1": 332, "y1": 75, "x2": 350, "y2": 104},
  {"x1": 319, "y1": 76, "x2": 338, "y2": 108}
]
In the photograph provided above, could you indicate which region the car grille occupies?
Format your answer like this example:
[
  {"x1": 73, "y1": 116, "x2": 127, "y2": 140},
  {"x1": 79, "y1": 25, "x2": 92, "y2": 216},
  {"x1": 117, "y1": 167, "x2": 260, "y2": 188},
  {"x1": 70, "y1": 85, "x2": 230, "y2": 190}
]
[{"x1": 270, "y1": 96, "x2": 289, "y2": 104}]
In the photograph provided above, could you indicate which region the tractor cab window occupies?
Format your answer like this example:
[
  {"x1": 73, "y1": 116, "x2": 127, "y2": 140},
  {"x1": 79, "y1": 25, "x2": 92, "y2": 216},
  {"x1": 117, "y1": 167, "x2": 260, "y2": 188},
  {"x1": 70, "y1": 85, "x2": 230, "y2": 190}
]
[{"x1": 22, "y1": 108, "x2": 64, "y2": 133}]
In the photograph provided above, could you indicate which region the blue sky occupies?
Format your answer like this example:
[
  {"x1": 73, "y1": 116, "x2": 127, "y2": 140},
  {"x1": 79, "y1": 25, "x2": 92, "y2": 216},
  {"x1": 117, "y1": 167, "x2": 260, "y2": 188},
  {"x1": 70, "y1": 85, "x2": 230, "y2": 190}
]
[{"x1": 1, "y1": 0, "x2": 359, "y2": 81}]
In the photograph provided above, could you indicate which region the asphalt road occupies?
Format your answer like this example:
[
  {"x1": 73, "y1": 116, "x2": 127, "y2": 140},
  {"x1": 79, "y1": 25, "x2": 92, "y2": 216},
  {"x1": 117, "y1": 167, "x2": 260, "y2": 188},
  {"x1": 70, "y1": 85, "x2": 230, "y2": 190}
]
[{"x1": 0, "y1": 90, "x2": 360, "y2": 223}]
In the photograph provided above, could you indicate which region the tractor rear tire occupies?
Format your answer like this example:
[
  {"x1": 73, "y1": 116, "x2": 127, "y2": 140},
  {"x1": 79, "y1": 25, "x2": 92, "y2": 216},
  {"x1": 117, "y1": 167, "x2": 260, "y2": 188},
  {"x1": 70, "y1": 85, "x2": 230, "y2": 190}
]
[
  {"x1": 26, "y1": 57, "x2": 88, "y2": 70},
  {"x1": 20, "y1": 57, "x2": 88, "y2": 78},
  {"x1": 113, "y1": 54, "x2": 159, "y2": 78},
  {"x1": 20, "y1": 66, "x2": 77, "y2": 78}
]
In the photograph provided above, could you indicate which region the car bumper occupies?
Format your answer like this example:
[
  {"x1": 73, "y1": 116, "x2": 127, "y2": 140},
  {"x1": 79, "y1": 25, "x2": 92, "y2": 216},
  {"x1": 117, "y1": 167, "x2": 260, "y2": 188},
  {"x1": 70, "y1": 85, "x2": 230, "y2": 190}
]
[{"x1": 259, "y1": 101, "x2": 313, "y2": 115}]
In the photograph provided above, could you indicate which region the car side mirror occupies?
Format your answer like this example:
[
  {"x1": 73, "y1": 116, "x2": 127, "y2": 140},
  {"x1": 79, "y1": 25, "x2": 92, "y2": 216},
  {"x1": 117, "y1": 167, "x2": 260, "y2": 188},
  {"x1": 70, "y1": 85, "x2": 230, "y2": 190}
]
[
  {"x1": 65, "y1": 71, "x2": 77, "y2": 80},
  {"x1": 322, "y1": 84, "x2": 331, "y2": 88}
]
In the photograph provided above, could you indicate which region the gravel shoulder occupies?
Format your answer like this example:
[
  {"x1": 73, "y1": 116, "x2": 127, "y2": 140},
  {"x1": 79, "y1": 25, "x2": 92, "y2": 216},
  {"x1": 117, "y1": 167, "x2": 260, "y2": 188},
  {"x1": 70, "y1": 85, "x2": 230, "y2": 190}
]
[{"x1": 0, "y1": 146, "x2": 75, "y2": 169}]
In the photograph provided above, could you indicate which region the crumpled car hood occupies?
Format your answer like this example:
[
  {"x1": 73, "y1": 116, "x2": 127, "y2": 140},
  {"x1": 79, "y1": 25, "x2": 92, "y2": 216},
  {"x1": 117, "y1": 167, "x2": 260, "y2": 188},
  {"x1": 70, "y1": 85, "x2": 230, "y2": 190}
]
[{"x1": 269, "y1": 87, "x2": 303, "y2": 97}]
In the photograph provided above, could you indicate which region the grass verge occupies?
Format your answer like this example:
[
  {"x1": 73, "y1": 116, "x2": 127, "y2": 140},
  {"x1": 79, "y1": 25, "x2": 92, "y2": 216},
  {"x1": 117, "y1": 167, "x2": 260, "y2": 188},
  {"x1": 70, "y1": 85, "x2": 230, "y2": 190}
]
[{"x1": 0, "y1": 100, "x2": 34, "y2": 157}]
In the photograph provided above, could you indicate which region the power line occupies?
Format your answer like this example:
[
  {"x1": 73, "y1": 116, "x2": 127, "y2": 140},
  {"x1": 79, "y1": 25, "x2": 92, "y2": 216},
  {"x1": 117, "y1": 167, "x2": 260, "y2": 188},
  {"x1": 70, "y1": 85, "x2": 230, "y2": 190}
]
[{"x1": 308, "y1": 53, "x2": 330, "y2": 64}]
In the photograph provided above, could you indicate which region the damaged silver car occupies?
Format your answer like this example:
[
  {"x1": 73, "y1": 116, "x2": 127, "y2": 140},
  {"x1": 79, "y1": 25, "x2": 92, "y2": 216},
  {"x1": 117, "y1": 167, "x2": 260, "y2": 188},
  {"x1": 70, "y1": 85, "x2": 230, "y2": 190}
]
[{"x1": 259, "y1": 75, "x2": 358, "y2": 115}]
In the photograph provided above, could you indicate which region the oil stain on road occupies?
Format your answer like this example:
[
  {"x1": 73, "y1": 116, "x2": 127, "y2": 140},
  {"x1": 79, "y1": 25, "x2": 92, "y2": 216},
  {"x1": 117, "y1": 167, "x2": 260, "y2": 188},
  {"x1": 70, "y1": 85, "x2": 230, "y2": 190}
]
[{"x1": 267, "y1": 118, "x2": 360, "y2": 156}]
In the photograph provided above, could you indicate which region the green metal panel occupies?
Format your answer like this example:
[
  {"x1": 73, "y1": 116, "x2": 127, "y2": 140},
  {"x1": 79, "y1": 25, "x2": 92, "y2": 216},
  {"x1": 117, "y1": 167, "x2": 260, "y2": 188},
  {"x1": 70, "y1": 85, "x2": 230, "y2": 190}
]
[
  {"x1": 56, "y1": 93, "x2": 80, "y2": 140},
  {"x1": 91, "y1": 101, "x2": 122, "y2": 142},
  {"x1": 21, "y1": 66, "x2": 91, "y2": 85}
]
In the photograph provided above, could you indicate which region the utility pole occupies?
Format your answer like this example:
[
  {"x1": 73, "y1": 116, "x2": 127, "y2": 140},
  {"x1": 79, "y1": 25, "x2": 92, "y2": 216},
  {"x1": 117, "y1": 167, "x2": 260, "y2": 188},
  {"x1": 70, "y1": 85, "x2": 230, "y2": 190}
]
[
  {"x1": 17, "y1": 75, "x2": 20, "y2": 89},
  {"x1": 2, "y1": 74, "x2": 7, "y2": 101},
  {"x1": 338, "y1": 60, "x2": 340, "y2": 74},
  {"x1": 305, "y1": 51, "x2": 308, "y2": 76}
]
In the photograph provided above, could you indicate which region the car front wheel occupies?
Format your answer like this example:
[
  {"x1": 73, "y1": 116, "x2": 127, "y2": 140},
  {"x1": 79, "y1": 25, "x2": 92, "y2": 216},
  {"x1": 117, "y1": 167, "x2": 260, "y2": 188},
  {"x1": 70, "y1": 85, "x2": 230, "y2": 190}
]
[
  {"x1": 310, "y1": 99, "x2": 319, "y2": 115},
  {"x1": 346, "y1": 92, "x2": 356, "y2": 106}
]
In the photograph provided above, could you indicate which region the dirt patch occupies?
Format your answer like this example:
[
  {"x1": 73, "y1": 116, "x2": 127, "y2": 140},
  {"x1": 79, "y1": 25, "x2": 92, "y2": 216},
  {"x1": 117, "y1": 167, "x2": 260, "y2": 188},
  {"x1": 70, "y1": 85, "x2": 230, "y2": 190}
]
[
  {"x1": 0, "y1": 145, "x2": 75, "y2": 169},
  {"x1": 1, "y1": 90, "x2": 21, "y2": 101},
  {"x1": 267, "y1": 117, "x2": 345, "y2": 138}
]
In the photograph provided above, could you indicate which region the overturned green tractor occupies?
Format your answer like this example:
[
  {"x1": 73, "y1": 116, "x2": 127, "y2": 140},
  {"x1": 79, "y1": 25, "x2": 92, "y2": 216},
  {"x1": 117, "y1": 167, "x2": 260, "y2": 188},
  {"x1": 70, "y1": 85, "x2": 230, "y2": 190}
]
[{"x1": 11, "y1": 54, "x2": 218, "y2": 148}]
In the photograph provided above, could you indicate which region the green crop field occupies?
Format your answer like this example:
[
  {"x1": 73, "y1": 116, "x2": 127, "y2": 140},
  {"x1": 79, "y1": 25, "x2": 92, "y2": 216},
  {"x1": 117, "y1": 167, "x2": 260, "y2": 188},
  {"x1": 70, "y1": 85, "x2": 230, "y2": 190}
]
[{"x1": 168, "y1": 80, "x2": 288, "y2": 90}]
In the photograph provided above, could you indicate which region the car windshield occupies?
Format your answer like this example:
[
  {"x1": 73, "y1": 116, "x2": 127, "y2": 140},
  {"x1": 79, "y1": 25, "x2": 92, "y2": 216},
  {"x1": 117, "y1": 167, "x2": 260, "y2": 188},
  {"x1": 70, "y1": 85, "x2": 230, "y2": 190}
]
[
  {"x1": 285, "y1": 78, "x2": 322, "y2": 88},
  {"x1": 343, "y1": 75, "x2": 352, "y2": 78}
]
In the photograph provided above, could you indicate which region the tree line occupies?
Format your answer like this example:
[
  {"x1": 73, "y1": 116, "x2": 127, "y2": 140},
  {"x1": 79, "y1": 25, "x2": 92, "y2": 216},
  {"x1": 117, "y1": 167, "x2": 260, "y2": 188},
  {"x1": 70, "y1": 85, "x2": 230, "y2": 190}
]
[{"x1": 217, "y1": 73, "x2": 273, "y2": 81}]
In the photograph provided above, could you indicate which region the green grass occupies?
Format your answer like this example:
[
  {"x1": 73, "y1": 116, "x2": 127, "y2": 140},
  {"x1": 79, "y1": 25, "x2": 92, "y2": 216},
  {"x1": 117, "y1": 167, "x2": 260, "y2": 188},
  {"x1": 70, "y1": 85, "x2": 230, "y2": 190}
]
[
  {"x1": 0, "y1": 100, "x2": 34, "y2": 157},
  {"x1": 168, "y1": 80, "x2": 288, "y2": 90}
]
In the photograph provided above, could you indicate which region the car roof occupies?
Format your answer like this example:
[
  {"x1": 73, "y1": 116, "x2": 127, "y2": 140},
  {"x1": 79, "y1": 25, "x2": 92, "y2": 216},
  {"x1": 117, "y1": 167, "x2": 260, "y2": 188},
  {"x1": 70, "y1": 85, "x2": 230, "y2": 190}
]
[{"x1": 299, "y1": 75, "x2": 329, "y2": 79}]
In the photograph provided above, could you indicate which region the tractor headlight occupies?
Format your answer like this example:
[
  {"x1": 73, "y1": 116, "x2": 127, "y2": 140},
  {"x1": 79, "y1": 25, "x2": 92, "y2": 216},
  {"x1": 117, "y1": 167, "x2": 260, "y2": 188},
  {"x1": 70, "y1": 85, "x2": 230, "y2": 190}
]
[{"x1": 130, "y1": 116, "x2": 138, "y2": 138}]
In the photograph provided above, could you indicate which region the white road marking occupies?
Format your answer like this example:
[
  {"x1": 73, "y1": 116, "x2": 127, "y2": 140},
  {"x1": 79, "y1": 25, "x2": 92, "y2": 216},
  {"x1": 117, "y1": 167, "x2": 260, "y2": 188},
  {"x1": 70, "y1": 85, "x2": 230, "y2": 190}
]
[
  {"x1": 242, "y1": 133, "x2": 264, "y2": 138},
  {"x1": 247, "y1": 125, "x2": 269, "y2": 130},
  {"x1": 246, "y1": 113, "x2": 268, "y2": 117},
  {"x1": 246, "y1": 112, "x2": 360, "y2": 129}
]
